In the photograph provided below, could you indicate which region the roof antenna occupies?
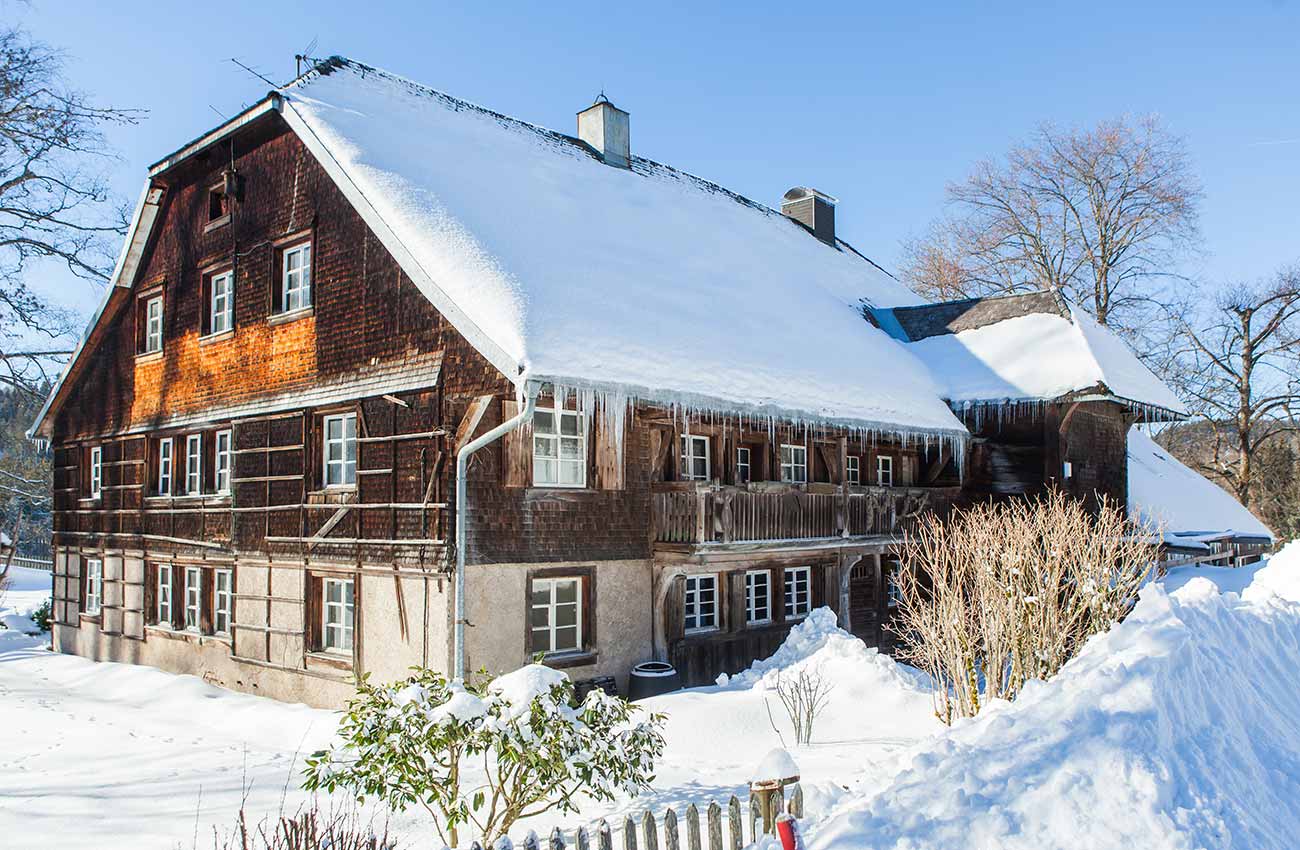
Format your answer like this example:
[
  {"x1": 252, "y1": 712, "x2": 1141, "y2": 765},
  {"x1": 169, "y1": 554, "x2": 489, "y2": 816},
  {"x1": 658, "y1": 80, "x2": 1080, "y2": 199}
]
[
  {"x1": 230, "y1": 58, "x2": 277, "y2": 88},
  {"x1": 295, "y1": 37, "x2": 319, "y2": 77}
]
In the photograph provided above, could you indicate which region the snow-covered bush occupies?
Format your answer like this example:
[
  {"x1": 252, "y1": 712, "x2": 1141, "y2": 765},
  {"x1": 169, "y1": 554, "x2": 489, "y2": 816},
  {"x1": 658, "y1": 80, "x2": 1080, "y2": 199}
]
[
  {"x1": 892, "y1": 489, "x2": 1156, "y2": 723},
  {"x1": 303, "y1": 665, "x2": 666, "y2": 848}
]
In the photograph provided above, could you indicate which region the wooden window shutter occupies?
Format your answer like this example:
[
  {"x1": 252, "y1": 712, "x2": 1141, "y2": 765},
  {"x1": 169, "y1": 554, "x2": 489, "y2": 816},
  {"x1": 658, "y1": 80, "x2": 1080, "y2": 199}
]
[
  {"x1": 144, "y1": 565, "x2": 157, "y2": 625},
  {"x1": 727, "y1": 571, "x2": 746, "y2": 632},
  {"x1": 200, "y1": 569, "x2": 215, "y2": 634},
  {"x1": 663, "y1": 574, "x2": 685, "y2": 649},
  {"x1": 501, "y1": 400, "x2": 530, "y2": 488},
  {"x1": 817, "y1": 445, "x2": 841, "y2": 484},
  {"x1": 594, "y1": 417, "x2": 625, "y2": 491}
]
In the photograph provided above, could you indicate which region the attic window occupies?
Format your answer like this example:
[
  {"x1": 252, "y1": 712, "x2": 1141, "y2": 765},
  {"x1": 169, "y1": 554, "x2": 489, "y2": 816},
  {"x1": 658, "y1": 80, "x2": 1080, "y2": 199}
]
[
  {"x1": 207, "y1": 184, "x2": 231, "y2": 227},
  {"x1": 137, "y1": 293, "x2": 164, "y2": 355}
]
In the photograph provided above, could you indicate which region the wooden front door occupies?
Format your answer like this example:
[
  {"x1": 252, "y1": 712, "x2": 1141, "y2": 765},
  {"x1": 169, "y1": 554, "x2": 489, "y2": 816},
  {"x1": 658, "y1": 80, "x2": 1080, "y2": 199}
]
[{"x1": 847, "y1": 557, "x2": 880, "y2": 647}]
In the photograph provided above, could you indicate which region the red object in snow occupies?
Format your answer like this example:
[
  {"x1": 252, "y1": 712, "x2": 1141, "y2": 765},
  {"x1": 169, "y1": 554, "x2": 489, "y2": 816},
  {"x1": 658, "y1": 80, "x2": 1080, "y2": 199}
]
[{"x1": 777, "y1": 814, "x2": 802, "y2": 850}]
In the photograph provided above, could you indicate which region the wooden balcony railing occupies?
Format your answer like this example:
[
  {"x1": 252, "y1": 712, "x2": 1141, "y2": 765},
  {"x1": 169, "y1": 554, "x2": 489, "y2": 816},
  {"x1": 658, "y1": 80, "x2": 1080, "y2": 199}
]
[{"x1": 651, "y1": 481, "x2": 959, "y2": 545}]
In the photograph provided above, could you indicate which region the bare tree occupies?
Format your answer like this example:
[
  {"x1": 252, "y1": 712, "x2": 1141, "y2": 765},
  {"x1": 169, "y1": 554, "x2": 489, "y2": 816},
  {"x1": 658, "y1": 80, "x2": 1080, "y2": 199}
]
[
  {"x1": 768, "y1": 666, "x2": 833, "y2": 746},
  {"x1": 901, "y1": 116, "x2": 1201, "y2": 342},
  {"x1": 1166, "y1": 269, "x2": 1300, "y2": 511},
  {"x1": 0, "y1": 26, "x2": 141, "y2": 397}
]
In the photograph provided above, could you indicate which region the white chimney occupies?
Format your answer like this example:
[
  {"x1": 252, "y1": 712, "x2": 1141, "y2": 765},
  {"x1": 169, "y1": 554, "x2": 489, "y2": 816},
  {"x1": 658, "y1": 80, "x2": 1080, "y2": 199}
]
[{"x1": 577, "y1": 95, "x2": 630, "y2": 169}]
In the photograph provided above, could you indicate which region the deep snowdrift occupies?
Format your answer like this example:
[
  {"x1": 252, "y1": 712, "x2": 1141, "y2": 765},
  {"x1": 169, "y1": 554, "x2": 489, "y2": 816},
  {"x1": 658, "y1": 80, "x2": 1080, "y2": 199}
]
[{"x1": 810, "y1": 543, "x2": 1300, "y2": 850}]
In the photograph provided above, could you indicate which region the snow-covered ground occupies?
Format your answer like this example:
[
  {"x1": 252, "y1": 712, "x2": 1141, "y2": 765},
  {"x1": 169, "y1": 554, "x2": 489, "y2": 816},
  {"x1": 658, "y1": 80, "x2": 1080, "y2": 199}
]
[{"x1": 3, "y1": 550, "x2": 1299, "y2": 849}]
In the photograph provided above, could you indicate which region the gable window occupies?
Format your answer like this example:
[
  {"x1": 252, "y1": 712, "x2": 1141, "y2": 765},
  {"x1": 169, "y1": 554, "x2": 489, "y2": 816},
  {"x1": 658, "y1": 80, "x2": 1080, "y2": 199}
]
[
  {"x1": 214, "y1": 430, "x2": 233, "y2": 495},
  {"x1": 322, "y1": 577, "x2": 355, "y2": 653},
  {"x1": 207, "y1": 270, "x2": 234, "y2": 336},
  {"x1": 280, "y1": 242, "x2": 313, "y2": 314},
  {"x1": 142, "y1": 295, "x2": 164, "y2": 354},
  {"x1": 183, "y1": 567, "x2": 202, "y2": 631},
  {"x1": 184, "y1": 434, "x2": 202, "y2": 495},
  {"x1": 323, "y1": 413, "x2": 357, "y2": 488},
  {"x1": 736, "y1": 447, "x2": 751, "y2": 484},
  {"x1": 784, "y1": 566, "x2": 811, "y2": 619},
  {"x1": 530, "y1": 576, "x2": 582, "y2": 655},
  {"x1": 208, "y1": 184, "x2": 230, "y2": 224},
  {"x1": 877, "y1": 455, "x2": 894, "y2": 488},
  {"x1": 533, "y1": 404, "x2": 585, "y2": 488},
  {"x1": 88, "y1": 446, "x2": 103, "y2": 499},
  {"x1": 214, "y1": 569, "x2": 233, "y2": 635},
  {"x1": 156, "y1": 564, "x2": 173, "y2": 626},
  {"x1": 745, "y1": 570, "x2": 772, "y2": 625},
  {"x1": 846, "y1": 455, "x2": 860, "y2": 486},
  {"x1": 780, "y1": 444, "x2": 807, "y2": 484},
  {"x1": 84, "y1": 559, "x2": 103, "y2": 616},
  {"x1": 680, "y1": 434, "x2": 710, "y2": 481},
  {"x1": 684, "y1": 574, "x2": 718, "y2": 633},
  {"x1": 157, "y1": 437, "x2": 173, "y2": 495}
]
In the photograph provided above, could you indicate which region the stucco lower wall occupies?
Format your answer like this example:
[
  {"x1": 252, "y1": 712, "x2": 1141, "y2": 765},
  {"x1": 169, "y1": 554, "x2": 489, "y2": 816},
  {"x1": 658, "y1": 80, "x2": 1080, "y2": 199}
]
[{"x1": 464, "y1": 558, "x2": 654, "y2": 693}]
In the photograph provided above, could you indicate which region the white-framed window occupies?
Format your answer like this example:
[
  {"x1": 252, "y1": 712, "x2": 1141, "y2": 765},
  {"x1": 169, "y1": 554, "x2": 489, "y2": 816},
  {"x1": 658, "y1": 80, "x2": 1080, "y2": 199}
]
[
  {"x1": 1063, "y1": 461, "x2": 1074, "y2": 480},
  {"x1": 780, "y1": 444, "x2": 807, "y2": 484},
  {"x1": 184, "y1": 434, "x2": 202, "y2": 495},
  {"x1": 281, "y1": 242, "x2": 312, "y2": 313},
  {"x1": 736, "y1": 446, "x2": 751, "y2": 483},
  {"x1": 322, "y1": 577, "x2": 355, "y2": 653},
  {"x1": 530, "y1": 576, "x2": 582, "y2": 654},
  {"x1": 684, "y1": 574, "x2": 719, "y2": 633},
  {"x1": 215, "y1": 430, "x2": 233, "y2": 495},
  {"x1": 745, "y1": 569, "x2": 772, "y2": 625},
  {"x1": 323, "y1": 413, "x2": 357, "y2": 487},
  {"x1": 886, "y1": 562, "x2": 903, "y2": 608},
  {"x1": 680, "y1": 434, "x2": 710, "y2": 481},
  {"x1": 209, "y1": 270, "x2": 234, "y2": 335},
  {"x1": 184, "y1": 566, "x2": 202, "y2": 631},
  {"x1": 84, "y1": 558, "x2": 103, "y2": 615},
  {"x1": 784, "y1": 566, "x2": 811, "y2": 619},
  {"x1": 533, "y1": 405, "x2": 585, "y2": 488},
  {"x1": 144, "y1": 295, "x2": 163, "y2": 353},
  {"x1": 214, "y1": 569, "x2": 233, "y2": 635},
  {"x1": 156, "y1": 564, "x2": 173, "y2": 625},
  {"x1": 89, "y1": 446, "x2": 103, "y2": 499},
  {"x1": 846, "y1": 455, "x2": 860, "y2": 486},
  {"x1": 157, "y1": 437, "x2": 173, "y2": 495},
  {"x1": 877, "y1": 455, "x2": 894, "y2": 488}
]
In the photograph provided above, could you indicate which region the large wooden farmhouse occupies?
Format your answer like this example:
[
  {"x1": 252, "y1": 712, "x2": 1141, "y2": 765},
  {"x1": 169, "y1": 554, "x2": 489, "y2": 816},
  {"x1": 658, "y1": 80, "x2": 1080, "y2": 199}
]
[{"x1": 30, "y1": 58, "x2": 1269, "y2": 706}]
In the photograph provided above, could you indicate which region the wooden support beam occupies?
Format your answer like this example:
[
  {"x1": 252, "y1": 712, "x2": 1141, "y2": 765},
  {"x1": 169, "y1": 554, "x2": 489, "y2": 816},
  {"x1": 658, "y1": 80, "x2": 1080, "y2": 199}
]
[{"x1": 454, "y1": 395, "x2": 495, "y2": 453}]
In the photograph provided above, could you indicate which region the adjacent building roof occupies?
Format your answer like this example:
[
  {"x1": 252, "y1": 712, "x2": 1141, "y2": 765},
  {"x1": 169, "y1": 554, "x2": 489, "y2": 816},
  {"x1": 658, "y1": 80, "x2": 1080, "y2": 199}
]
[
  {"x1": 1128, "y1": 427, "x2": 1273, "y2": 545},
  {"x1": 874, "y1": 291, "x2": 1188, "y2": 419}
]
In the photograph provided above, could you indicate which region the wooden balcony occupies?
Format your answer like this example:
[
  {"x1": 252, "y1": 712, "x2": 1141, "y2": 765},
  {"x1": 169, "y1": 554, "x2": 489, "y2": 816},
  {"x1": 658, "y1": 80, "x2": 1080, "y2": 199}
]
[{"x1": 651, "y1": 481, "x2": 960, "y2": 546}]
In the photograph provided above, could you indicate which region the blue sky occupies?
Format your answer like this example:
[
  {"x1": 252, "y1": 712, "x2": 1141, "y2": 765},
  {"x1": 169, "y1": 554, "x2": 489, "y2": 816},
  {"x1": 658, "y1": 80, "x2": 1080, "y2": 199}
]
[{"x1": 17, "y1": 0, "x2": 1300, "y2": 321}]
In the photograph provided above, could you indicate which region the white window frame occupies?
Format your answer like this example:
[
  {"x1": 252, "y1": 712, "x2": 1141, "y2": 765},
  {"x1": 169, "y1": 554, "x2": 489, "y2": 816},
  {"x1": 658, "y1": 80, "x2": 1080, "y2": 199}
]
[
  {"x1": 877, "y1": 455, "x2": 894, "y2": 488},
  {"x1": 745, "y1": 569, "x2": 772, "y2": 625},
  {"x1": 680, "y1": 434, "x2": 711, "y2": 482},
  {"x1": 156, "y1": 564, "x2": 173, "y2": 626},
  {"x1": 684, "y1": 573, "x2": 719, "y2": 634},
  {"x1": 184, "y1": 566, "x2": 202, "y2": 632},
  {"x1": 144, "y1": 295, "x2": 163, "y2": 353},
  {"x1": 85, "y1": 558, "x2": 103, "y2": 615},
  {"x1": 1063, "y1": 460, "x2": 1074, "y2": 480},
  {"x1": 322, "y1": 413, "x2": 357, "y2": 488},
  {"x1": 89, "y1": 446, "x2": 103, "y2": 499},
  {"x1": 214, "y1": 430, "x2": 233, "y2": 495},
  {"x1": 784, "y1": 566, "x2": 812, "y2": 620},
  {"x1": 846, "y1": 455, "x2": 860, "y2": 486},
  {"x1": 281, "y1": 242, "x2": 312, "y2": 313},
  {"x1": 322, "y1": 577, "x2": 355, "y2": 653},
  {"x1": 208, "y1": 269, "x2": 234, "y2": 335},
  {"x1": 886, "y1": 562, "x2": 903, "y2": 608},
  {"x1": 157, "y1": 437, "x2": 173, "y2": 495},
  {"x1": 213, "y1": 569, "x2": 233, "y2": 636},
  {"x1": 736, "y1": 446, "x2": 751, "y2": 483},
  {"x1": 530, "y1": 576, "x2": 583, "y2": 655},
  {"x1": 780, "y1": 444, "x2": 808, "y2": 484},
  {"x1": 184, "y1": 434, "x2": 202, "y2": 495},
  {"x1": 532, "y1": 404, "x2": 586, "y2": 488}
]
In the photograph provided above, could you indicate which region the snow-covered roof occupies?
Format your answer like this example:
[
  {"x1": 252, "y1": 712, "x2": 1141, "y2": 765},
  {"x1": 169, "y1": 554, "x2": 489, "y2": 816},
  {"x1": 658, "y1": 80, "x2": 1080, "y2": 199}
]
[
  {"x1": 274, "y1": 58, "x2": 964, "y2": 439},
  {"x1": 1128, "y1": 427, "x2": 1273, "y2": 543},
  {"x1": 877, "y1": 293, "x2": 1187, "y2": 418}
]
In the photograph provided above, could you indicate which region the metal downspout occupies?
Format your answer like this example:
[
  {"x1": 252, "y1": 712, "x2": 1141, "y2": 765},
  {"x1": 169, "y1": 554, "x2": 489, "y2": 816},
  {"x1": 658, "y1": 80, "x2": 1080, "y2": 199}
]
[{"x1": 454, "y1": 387, "x2": 537, "y2": 681}]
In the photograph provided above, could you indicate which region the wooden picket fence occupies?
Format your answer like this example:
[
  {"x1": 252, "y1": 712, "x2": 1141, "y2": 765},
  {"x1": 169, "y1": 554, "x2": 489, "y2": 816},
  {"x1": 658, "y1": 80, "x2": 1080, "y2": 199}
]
[{"x1": 481, "y1": 786, "x2": 804, "y2": 850}]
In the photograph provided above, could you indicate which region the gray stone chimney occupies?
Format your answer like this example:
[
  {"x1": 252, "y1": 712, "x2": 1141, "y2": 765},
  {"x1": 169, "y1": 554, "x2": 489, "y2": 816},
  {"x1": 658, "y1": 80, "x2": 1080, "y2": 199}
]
[
  {"x1": 781, "y1": 187, "x2": 838, "y2": 246},
  {"x1": 577, "y1": 95, "x2": 630, "y2": 169}
]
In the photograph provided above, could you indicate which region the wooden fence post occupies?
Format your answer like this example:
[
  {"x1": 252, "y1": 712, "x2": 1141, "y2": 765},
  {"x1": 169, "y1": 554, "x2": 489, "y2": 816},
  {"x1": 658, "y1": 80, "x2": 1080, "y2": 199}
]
[
  {"x1": 748, "y1": 792, "x2": 762, "y2": 842},
  {"x1": 686, "y1": 804, "x2": 702, "y2": 850},
  {"x1": 642, "y1": 810, "x2": 659, "y2": 850},
  {"x1": 524, "y1": 831, "x2": 540, "y2": 850},
  {"x1": 788, "y1": 784, "x2": 804, "y2": 818},
  {"x1": 727, "y1": 796, "x2": 742, "y2": 850},
  {"x1": 550, "y1": 827, "x2": 567, "y2": 850},
  {"x1": 664, "y1": 808, "x2": 680, "y2": 850},
  {"x1": 578, "y1": 826, "x2": 592, "y2": 850},
  {"x1": 598, "y1": 820, "x2": 613, "y2": 850},
  {"x1": 706, "y1": 802, "x2": 723, "y2": 850},
  {"x1": 624, "y1": 815, "x2": 638, "y2": 850}
]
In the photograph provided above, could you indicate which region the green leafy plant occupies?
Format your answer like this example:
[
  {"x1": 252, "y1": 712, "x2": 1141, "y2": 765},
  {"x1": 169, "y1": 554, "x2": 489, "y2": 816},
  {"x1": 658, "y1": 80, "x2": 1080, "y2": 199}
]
[
  {"x1": 30, "y1": 599, "x2": 51, "y2": 632},
  {"x1": 303, "y1": 665, "x2": 665, "y2": 848}
]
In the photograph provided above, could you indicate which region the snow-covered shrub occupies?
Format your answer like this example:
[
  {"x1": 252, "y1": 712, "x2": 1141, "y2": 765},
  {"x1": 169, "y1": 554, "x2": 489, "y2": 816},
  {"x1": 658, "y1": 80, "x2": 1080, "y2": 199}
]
[
  {"x1": 303, "y1": 664, "x2": 666, "y2": 848},
  {"x1": 892, "y1": 489, "x2": 1156, "y2": 723},
  {"x1": 30, "y1": 598, "x2": 50, "y2": 632},
  {"x1": 771, "y1": 665, "x2": 833, "y2": 746}
]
